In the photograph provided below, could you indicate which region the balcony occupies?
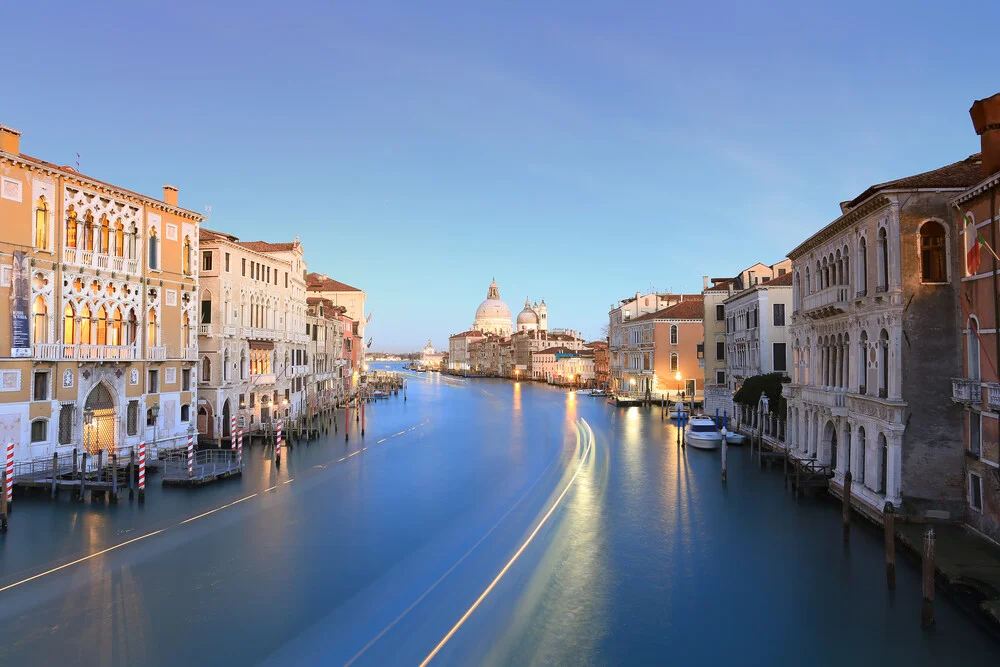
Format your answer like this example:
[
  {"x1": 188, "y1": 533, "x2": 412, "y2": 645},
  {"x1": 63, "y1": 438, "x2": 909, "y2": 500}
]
[
  {"x1": 801, "y1": 286, "x2": 850, "y2": 319},
  {"x1": 33, "y1": 343, "x2": 60, "y2": 360},
  {"x1": 224, "y1": 326, "x2": 237, "y2": 337},
  {"x1": 198, "y1": 324, "x2": 212, "y2": 336},
  {"x1": 64, "y1": 249, "x2": 139, "y2": 275},
  {"x1": 952, "y1": 378, "x2": 982, "y2": 405},
  {"x1": 988, "y1": 384, "x2": 1000, "y2": 412},
  {"x1": 147, "y1": 346, "x2": 167, "y2": 361},
  {"x1": 250, "y1": 373, "x2": 276, "y2": 385},
  {"x1": 246, "y1": 328, "x2": 277, "y2": 341},
  {"x1": 183, "y1": 347, "x2": 199, "y2": 361},
  {"x1": 800, "y1": 386, "x2": 848, "y2": 416},
  {"x1": 77, "y1": 344, "x2": 140, "y2": 361}
]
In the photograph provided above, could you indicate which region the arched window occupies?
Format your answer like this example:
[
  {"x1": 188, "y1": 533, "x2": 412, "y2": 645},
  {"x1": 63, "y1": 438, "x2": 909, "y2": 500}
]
[
  {"x1": 240, "y1": 349, "x2": 247, "y2": 380},
  {"x1": 857, "y1": 426, "x2": 867, "y2": 485},
  {"x1": 65, "y1": 205, "x2": 78, "y2": 248},
  {"x1": 835, "y1": 249, "x2": 843, "y2": 285},
  {"x1": 877, "y1": 432, "x2": 888, "y2": 494},
  {"x1": 146, "y1": 308, "x2": 157, "y2": 346},
  {"x1": 877, "y1": 227, "x2": 888, "y2": 290},
  {"x1": 180, "y1": 404, "x2": 190, "y2": 422},
  {"x1": 817, "y1": 260, "x2": 823, "y2": 290},
  {"x1": 30, "y1": 418, "x2": 48, "y2": 443},
  {"x1": 202, "y1": 357, "x2": 211, "y2": 383},
  {"x1": 96, "y1": 305, "x2": 108, "y2": 345},
  {"x1": 858, "y1": 331, "x2": 868, "y2": 394},
  {"x1": 100, "y1": 215, "x2": 110, "y2": 254},
  {"x1": 879, "y1": 329, "x2": 890, "y2": 397},
  {"x1": 858, "y1": 237, "x2": 868, "y2": 295},
  {"x1": 127, "y1": 309, "x2": 138, "y2": 346},
  {"x1": 670, "y1": 324, "x2": 678, "y2": 345},
  {"x1": 805, "y1": 267, "x2": 811, "y2": 294},
  {"x1": 183, "y1": 236, "x2": 192, "y2": 275},
  {"x1": 148, "y1": 228, "x2": 158, "y2": 270},
  {"x1": 85, "y1": 212, "x2": 95, "y2": 251},
  {"x1": 182, "y1": 311, "x2": 191, "y2": 349},
  {"x1": 822, "y1": 257, "x2": 829, "y2": 289},
  {"x1": 843, "y1": 333, "x2": 850, "y2": 389},
  {"x1": 115, "y1": 220, "x2": 124, "y2": 257},
  {"x1": 32, "y1": 295, "x2": 47, "y2": 344},
  {"x1": 34, "y1": 196, "x2": 48, "y2": 249},
  {"x1": 128, "y1": 225, "x2": 137, "y2": 259},
  {"x1": 670, "y1": 352, "x2": 678, "y2": 372},
  {"x1": 110, "y1": 307, "x2": 123, "y2": 346},
  {"x1": 81, "y1": 304, "x2": 92, "y2": 345},
  {"x1": 63, "y1": 303, "x2": 75, "y2": 345},
  {"x1": 969, "y1": 317, "x2": 981, "y2": 381},
  {"x1": 224, "y1": 349, "x2": 231, "y2": 382},
  {"x1": 920, "y1": 221, "x2": 946, "y2": 283}
]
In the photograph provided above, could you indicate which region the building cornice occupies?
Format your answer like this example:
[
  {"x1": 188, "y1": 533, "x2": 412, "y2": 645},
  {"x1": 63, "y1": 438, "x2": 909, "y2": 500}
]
[
  {"x1": 199, "y1": 236, "x2": 294, "y2": 267},
  {"x1": 0, "y1": 151, "x2": 204, "y2": 222},
  {"x1": 788, "y1": 195, "x2": 892, "y2": 260},
  {"x1": 952, "y1": 172, "x2": 1000, "y2": 206}
]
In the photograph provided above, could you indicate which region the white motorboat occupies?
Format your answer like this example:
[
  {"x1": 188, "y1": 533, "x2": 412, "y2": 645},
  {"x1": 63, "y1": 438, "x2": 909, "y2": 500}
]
[
  {"x1": 576, "y1": 389, "x2": 592, "y2": 395},
  {"x1": 669, "y1": 401, "x2": 690, "y2": 420},
  {"x1": 723, "y1": 429, "x2": 746, "y2": 445},
  {"x1": 685, "y1": 415, "x2": 723, "y2": 450}
]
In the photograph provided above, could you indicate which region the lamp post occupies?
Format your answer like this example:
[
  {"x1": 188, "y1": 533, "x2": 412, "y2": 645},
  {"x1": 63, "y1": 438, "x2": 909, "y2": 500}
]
[
  {"x1": 84, "y1": 407, "x2": 95, "y2": 456},
  {"x1": 150, "y1": 403, "x2": 159, "y2": 455}
]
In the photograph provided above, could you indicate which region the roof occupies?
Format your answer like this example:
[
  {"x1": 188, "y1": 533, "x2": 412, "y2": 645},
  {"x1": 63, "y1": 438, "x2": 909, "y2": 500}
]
[
  {"x1": 584, "y1": 341, "x2": 608, "y2": 349},
  {"x1": 236, "y1": 240, "x2": 299, "y2": 253},
  {"x1": 765, "y1": 272, "x2": 793, "y2": 287},
  {"x1": 199, "y1": 227, "x2": 238, "y2": 243},
  {"x1": 629, "y1": 297, "x2": 705, "y2": 323},
  {"x1": 846, "y1": 153, "x2": 983, "y2": 209},
  {"x1": 536, "y1": 346, "x2": 574, "y2": 355},
  {"x1": 306, "y1": 272, "x2": 362, "y2": 293},
  {"x1": 449, "y1": 330, "x2": 484, "y2": 339}
]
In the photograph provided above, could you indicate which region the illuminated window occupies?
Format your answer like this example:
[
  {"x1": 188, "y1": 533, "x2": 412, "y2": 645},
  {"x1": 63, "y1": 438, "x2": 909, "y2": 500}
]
[
  {"x1": 146, "y1": 308, "x2": 157, "y2": 346},
  {"x1": 32, "y1": 295, "x2": 47, "y2": 344},
  {"x1": 65, "y1": 205, "x2": 78, "y2": 248},
  {"x1": 148, "y1": 228, "x2": 158, "y2": 270},
  {"x1": 920, "y1": 221, "x2": 946, "y2": 283},
  {"x1": 63, "y1": 303, "x2": 75, "y2": 345},
  {"x1": 34, "y1": 196, "x2": 48, "y2": 249}
]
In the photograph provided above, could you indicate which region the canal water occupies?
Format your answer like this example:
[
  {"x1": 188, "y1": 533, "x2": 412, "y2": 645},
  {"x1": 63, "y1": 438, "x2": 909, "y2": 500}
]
[{"x1": 0, "y1": 363, "x2": 996, "y2": 666}]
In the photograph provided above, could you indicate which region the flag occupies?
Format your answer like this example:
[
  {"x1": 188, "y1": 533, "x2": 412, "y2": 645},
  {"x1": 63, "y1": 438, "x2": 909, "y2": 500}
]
[
  {"x1": 366, "y1": 337, "x2": 373, "y2": 349},
  {"x1": 965, "y1": 213, "x2": 984, "y2": 275},
  {"x1": 365, "y1": 312, "x2": 372, "y2": 325}
]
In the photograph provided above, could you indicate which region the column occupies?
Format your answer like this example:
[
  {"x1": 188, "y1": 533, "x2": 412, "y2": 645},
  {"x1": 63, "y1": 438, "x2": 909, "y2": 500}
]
[{"x1": 887, "y1": 431, "x2": 902, "y2": 502}]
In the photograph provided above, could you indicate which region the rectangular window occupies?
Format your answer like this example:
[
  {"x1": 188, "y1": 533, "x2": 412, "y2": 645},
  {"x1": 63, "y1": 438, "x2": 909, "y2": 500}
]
[
  {"x1": 773, "y1": 343, "x2": 787, "y2": 372},
  {"x1": 971, "y1": 412, "x2": 982, "y2": 456},
  {"x1": 201, "y1": 299, "x2": 212, "y2": 324},
  {"x1": 773, "y1": 304, "x2": 785, "y2": 327},
  {"x1": 59, "y1": 405, "x2": 74, "y2": 444},
  {"x1": 31, "y1": 419, "x2": 47, "y2": 442},
  {"x1": 250, "y1": 261, "x2": 256, "y2": 280},
  {"x1": 202, "y1": 251, "x2": 213, "y2": 271},
  {"x1": 716, "y1": 370, "x2": 725, "y2": 384},
  {"x1": 148, "y1": 369, "x2": 159, "y2": 393},
  {"x1": 32, "y1": 371, "x2": 49, "y2": 401},
  {"x1": 250, "y1": 393, "x2": 255, "y2": 407},
  {"x1": 778, "y1": 268, "x2": 787, "y2": 276},
  {"x1": 239, "y1": 394, "x2": 245, "y2": 409},
  {"x1": 242, "y1": 258, "x2": 247, "y2": 276},
  {"x1": 127, "y1": 400, "x2": 139, "y2": 435},
  {"x1": 716, "y1": 304, "x2": 724, "y2": 321},
  {"x1": 971, "y1": 473, "x2": 984, "y2": 512},
  {"x1": 267, "y1": 267, "x2": 271, "y2": 283},
  {"x1": 182, "y1": 368, "x2": 191, "y2": 391},
  {"x1": 285, "y1": 272, "x2": 289, "y2": 288},
  {"x1": 717, "y1": 341, "x2": 725, "y2": 360},
  {"x1": 225, "y1": 252, "x2": 231, "y2": 272}
]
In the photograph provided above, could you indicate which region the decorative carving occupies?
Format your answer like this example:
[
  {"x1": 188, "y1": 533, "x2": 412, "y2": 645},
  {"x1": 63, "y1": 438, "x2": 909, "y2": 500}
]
[
  {"x1": 129, "y1": 368, "x2": 139, "y2": 385},
  {"x1": 62, "y1": 369, "x2": 74, "y2": 388}
]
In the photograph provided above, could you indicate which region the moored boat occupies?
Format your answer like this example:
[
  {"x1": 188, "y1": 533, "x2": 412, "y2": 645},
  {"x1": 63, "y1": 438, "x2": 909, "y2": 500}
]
[
  {"x1": 723, "y1": 429, "x2": 746, "y2": 445},
  {"x1": 685, "y1": 415, "x2": 723, "y2": 450},
  {"x1": 669, "y1": 401, "x2": 690, "y2": 420}
]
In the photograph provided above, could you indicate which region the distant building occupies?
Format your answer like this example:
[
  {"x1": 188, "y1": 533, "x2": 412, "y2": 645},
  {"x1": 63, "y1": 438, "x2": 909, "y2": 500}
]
[
  {"x1": 586, "y1": 341, "x2": 609, "y2": 389},
  {"x1": 421, "y1": 340, "x2": 446, "y2": 368},
  {"x1": 619, "y1": 296, "x2": 704, "y2": 400},
  {"x1": 724, "y1": 271, "x2": 793, "y2": 399},
  {"x1": 473, "y1": 279, "x2": 513, "y2": 336},
  {"x1": 608, "y1": 292, "x2": 689, "y2": 394},
  {"x1": 448, "y1": 330, "x2": 484, "y2": 371}
]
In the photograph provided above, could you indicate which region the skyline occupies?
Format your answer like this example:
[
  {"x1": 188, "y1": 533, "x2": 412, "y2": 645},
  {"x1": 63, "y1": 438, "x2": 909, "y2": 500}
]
[{"x1": 2, "y1": 0, "x2": 998, "y2": 351}]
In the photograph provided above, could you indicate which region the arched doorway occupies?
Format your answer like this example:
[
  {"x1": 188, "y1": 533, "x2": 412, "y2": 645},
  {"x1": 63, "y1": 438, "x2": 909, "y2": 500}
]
[
  {"x1": 823, "y1": 420, "x2": 837, "y2": 468},
  {"x1": 84, "y1": 382, "x2": 117, "y2": 455},
  {"x1": 221, "y1": 399, "x2": 232, "y2": 446},
  {"x1": 198, "y1": 402, "x2": 214, "y2": 440}
]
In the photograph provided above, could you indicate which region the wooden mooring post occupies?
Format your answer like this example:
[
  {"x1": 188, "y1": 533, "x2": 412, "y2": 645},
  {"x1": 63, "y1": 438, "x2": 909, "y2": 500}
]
[
  {"x1": 884, "y1": 502, "x2": 895, "y2": 590},
  {"x1": 129, "y1": 449, "x2": 135, "y2": 500},
  {"x1": 110, "y1": 454, "x2": 119, "y2": 505},
  {"x1": 1, "y1": 467, "x2": 8, "y2": 532},
  {"x1": 842, "y1": 471, "x2": 852, "y2": 542},
  {"x1": 721, "y1": 432, "x2": 728, "y2": 483},
  {"x1": 78, "y1": 452, "x2": 88, "y2": 502},
  {"x1": 921, "y1": 526, "x2": 936, "y2": 629},
  {"x1": 51, "y1": 452, "x2": 59, "y2": 499}
]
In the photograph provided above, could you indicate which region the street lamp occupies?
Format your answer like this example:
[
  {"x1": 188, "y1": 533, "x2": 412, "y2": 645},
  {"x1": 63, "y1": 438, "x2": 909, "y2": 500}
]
[
  {"x1": 150, "y1": 403, "x2": 160, "y2": 454},
  {"x1": 84, "y1": 407, "x2": 95, "y2": 455}
]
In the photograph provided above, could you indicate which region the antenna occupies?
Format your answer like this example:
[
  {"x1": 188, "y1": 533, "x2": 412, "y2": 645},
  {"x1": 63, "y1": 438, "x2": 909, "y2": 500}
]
[
  {"x1": 204, "y1": 205, "x2": 212, "y2": 221},
  {"x1": 75, "y1": 153, "x2": 81, "y2": 171}
]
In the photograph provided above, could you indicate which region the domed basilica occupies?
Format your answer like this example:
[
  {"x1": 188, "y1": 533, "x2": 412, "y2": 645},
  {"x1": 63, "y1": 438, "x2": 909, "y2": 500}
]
[{"x1": 472, "y1": 278, "x2": 547, "y2": 336}]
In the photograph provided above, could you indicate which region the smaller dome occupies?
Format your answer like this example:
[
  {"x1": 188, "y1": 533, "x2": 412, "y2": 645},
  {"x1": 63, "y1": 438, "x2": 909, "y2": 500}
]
[{"x1": 517, "y1": 307, "x2": 538, "y2": 325}]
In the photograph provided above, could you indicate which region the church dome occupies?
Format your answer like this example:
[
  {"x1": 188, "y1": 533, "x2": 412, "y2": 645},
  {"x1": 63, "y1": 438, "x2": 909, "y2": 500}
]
[
  {"x1": 517, "y1": 298, "x2": 538, "y2": 325},
  {"x1": 473, "y1": 279, "x2": 513, "y2": 336}
]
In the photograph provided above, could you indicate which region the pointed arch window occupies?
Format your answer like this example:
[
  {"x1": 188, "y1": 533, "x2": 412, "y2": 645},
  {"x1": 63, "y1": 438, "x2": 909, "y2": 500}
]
[
  {"x1": 183, "y1": 236, "x2": 192, "y2": 275},
  {"x1": 147, "y1": 308, "x2": 157, "y2": 347},
  {"x1": 128, "y1": 225, "x2": 137, "y2": 260},
  {"x1": 127, "y1": 309, "x2": 138, "y2": 346},
  {"x1": 65, "y1": 206, "x2": 78, "y2": 248},
  {"x1": 920, "y1": 221, "x2": 946, "y2": 283},
  {"x1": 85, "y1": 212, "x2": 95, "y2": 251},
  {"x1": 100, "y1": 215, "x2": 110, "y2": 254},
  {"x1": 877, "y1": 227, "x2": 889, "y2": 291},
  {"x1": 32, "y1": 295, "x2": 47, "y2": 344},
  {"x1": 34, "y1": 196, "x2": 48, "y2": 249},
  {"x1": 95, "y1": 305, "x2": 108, "y2": 345},
  {"x1": 115, "y1": 220, "x2": 125, "y2": 257},
  {"x1": 81, "y1": 304, "x2": 92, "y2": 345},
  {"x1": 857, "y1": 426, "x2": 867, "y2": 486},
  {"x1": 858, "y1": 237, "x2": 868, "y2": 295},
  {"x1": 969, "y1": 317, "x2": 981, "y2": 381},
  {"x1": 669, "y1": 352, "x2": 679, "y2": 372},
  {"x1": 63, "y1": 303, "x2": 75, "y2": 345},
  {"x1": 878, "y1": 329, "x2": 890, "y2": 397},
  {"x1": 110, "y1": 307, "x2": 123, "y2": 346},
  {"x1": 148, "y1": 228, "x2": 159, "y2": 270},
  {"x1": 182, "y1": 311, "x2": 191, "y2": 349},
  {"x1": 202, "y1": 357, "x2": 212, "y2": 383}
]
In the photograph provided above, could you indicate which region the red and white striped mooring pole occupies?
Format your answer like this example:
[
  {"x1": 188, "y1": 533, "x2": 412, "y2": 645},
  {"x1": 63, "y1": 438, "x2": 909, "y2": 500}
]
[
  {"x1": 138, "y1": 441, "x2": 146, "y2": 504},
  {"x1": 4, "y1": 442, "x2": 13, "y2": 511},
  {"x1": 275, "y1": 420, "x2": 283, "y2": 467},
  {"x1": 187, "y1": 431, "x2": 194, "y2": 477},
  {"x1": 237, "y1": 427, "x2": 244, "y2": 468},
  {"x1": 231, "y1": 416, "x2": 237, "y2": 452}
]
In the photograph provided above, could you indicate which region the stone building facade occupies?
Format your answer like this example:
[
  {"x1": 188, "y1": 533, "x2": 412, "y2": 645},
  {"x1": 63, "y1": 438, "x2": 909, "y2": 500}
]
[
  {"x1": 619, "y1": 297, "x2": 704, "y2": 399},
  {"x1": 724, "y1": 272, "x2": 793, "y2": 391},
  {"x1": 785, "y1": 153, "x2": 982, "y2": 520},
  {"x1": 0, "y1": 123, "x2": 203, "y2": 462}
]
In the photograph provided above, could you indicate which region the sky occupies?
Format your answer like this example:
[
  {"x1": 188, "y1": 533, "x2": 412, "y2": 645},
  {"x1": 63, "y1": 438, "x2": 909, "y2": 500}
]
[{"x1": 2, "y1": 0, "x2": 998, "y2": 351}]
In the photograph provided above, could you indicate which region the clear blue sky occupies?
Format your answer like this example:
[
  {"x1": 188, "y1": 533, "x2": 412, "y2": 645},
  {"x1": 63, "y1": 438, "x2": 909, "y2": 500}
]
[{"x1": 3, "y1": 1, "x2": 997, "y2": 351}]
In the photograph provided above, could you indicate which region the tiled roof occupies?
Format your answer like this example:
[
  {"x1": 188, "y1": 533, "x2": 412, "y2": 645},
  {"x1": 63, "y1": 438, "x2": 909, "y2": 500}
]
[
  {"x1": 536, "y1": 346, "x2": 573, "y2": 355},
  {"x1": 306, "y1": 272, "x2": 362, "y2": 292},
  {"x1": 847, "y1": 153, "x2": 983, "y2": 208},
  {"x1": 199, "y1": 227, "x2": 239, "y2": 243},
  {"x1": 449, "y1": 330, "x2": 484, "y2": 339},
  {"x1": 629, "y1": 297, "x2": 705, "y2": 322},
  {"x1": 236, "y1": 240, "x2": 299, "y2": 253},
  {"x1": 765, "y1": 272, "x2": 793, "y2": 287},
  {"x1": 584, "y1": 341, "x2": 608, "y2": 349}
]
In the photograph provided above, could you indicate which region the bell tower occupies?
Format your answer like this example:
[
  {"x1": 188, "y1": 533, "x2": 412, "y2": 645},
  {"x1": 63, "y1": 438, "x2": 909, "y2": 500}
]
[{"x1": 539, "y1": 299, "x2": 547, "y2": 331}]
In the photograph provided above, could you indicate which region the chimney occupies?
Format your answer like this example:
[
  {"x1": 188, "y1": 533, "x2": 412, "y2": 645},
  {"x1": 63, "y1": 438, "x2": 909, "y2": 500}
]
[
  {"x1": 0, "y1": 125, "x2": 21, "y2": 154},
  {"x1": 162, "y1": 184, "x2": 178, "y2": 207},
  {"x1": 971, "y1": 92, "x2": 1000, "y2": 176},
  {"x1": 702, "y1": 275, "x2": 709, "y2": 290}
]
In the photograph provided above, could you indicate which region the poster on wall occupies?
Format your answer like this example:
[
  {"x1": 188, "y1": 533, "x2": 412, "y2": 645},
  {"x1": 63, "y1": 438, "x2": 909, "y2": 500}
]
[{"x1": 10, "y1": 250, "x2": 30, "y2": 357}]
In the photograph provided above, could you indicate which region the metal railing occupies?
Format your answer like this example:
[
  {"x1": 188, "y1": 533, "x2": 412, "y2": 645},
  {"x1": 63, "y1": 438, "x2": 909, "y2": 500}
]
[{"x1": 161, "y1": 448, "x2": 241, "y2": 482}]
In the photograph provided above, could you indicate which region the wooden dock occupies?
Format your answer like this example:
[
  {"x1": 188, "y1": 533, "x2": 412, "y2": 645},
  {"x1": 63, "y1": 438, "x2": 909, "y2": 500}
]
[
  {"x1": 161, "y1": 449, "x2": 243, "y2": 486},
  {"x1": 13, "y1": 448, "x2": 141, "y2": 502}
]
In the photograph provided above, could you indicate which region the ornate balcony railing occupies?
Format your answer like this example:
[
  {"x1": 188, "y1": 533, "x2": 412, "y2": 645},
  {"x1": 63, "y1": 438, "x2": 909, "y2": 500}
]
[
  {"x1": 33, "y1": 343, "x2": 61, "y2": 360},
  {"x1": 198, "y1": 324, "x2": 212, "y2": 336},
  {"x1": 802, "y1": 286, "x2": 850, "y2": 316},
  {"x1": 250, "y1": 373, "x2": 276, "y2": 385},
  {"x1": 183, "y1": 347, "x2": 199, "y2": 361},
  {"x1": 952, "y1": 378, "x2": 981, "y2": 405},
  {"x1": 147, "y1": 346, "x2": 167, "y2": 361},
  {"x1": 988, "y1": 383, "x2": 1000, "y2": 412},
  {"x1": 78, "y1": 344, "x2": 139, "y2": 361},
  {"x1": 63, "y1": 249, "x2": 138, "y2": 275},
  {"x1": 224, "y1": 326, "x2": 237, "y2": 337}
]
